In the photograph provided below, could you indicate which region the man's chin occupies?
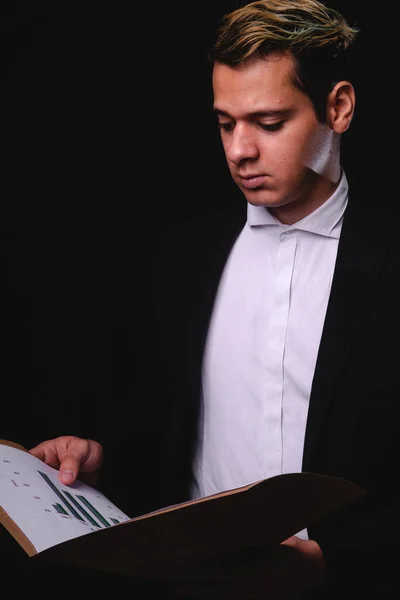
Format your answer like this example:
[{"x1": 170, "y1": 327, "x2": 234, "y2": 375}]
[{"x1": 244, "y1": 191, "x2": 282, "y2": 208}]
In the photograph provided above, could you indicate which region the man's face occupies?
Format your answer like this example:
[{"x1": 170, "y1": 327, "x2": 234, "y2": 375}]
[{"x1": 212, "y1": 55, "x2": 339, "y2": 224}]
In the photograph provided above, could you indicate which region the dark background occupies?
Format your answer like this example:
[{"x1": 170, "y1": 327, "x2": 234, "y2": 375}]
[
  {"x1": 0, "y1": 0, "x2": 396, "y2": 593},
  {"x1": 0, "y1": 0, "x2": 394, "y2": 480},
  {"x1": 0, "y1": 0, "x2": 395, "y2": 480},
  {"x1": 3, "y1": 1, "x2": 389, "y2": 225}
]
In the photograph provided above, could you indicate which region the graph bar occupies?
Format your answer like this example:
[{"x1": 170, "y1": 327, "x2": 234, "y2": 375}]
[
  {"x1": 53, "y1": 503, "x2": 68, "y2": 515},
  {"x1": 63, "y1": 490, "x2": 101, "y2": 527},
  {"x1": 76, "y1": 495, "x2": 111, "y2": 527},
  {"x1": 38, "y1": 471, "x2": 85, "y2": 522}
]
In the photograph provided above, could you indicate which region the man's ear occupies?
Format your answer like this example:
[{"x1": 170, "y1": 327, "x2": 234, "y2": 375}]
[{"x1": 326, "y1": 81, "x2": 356, "y2": 133}]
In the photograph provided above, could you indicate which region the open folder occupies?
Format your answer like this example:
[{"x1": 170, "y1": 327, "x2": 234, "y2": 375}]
[{"x1": 0, "y1": 438, "x2": 366, "y2": 581}]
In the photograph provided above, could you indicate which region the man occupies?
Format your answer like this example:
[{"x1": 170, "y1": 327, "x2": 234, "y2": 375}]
[{"x1": 27, "y1": 1, "x2": 400, "y2": 598}]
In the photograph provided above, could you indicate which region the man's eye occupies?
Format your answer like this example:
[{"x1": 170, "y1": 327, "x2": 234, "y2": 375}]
[
  {"x1": 218, "y1": 122, "x2": 234, "y2": 132},
  {"x1": 260, "y1": 122, "x2": 284, "y2": 132}
]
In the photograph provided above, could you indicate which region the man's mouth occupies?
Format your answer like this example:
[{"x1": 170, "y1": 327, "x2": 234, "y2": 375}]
[{"x1": 238, "y1": 174, "x2": 265, "y2": 189}]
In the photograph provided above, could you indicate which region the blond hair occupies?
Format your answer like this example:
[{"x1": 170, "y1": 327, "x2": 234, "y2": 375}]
[{"x1": 211, "y1": 0, "x2": 359, "y2": 64}]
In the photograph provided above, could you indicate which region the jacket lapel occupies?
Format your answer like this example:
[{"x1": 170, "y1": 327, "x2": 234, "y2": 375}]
[{"x1": 302, "y1": 200, "x2": 389, "y2": 470}]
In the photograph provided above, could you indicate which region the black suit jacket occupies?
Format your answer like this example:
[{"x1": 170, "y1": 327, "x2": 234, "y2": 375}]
[{"x1": 146, "y1": 184, "x2": 400, "y2": 597}]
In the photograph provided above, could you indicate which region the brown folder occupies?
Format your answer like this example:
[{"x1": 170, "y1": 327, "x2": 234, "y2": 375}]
[{"x1": 0, "y1": 439, "x2": 366, "y2": 581}]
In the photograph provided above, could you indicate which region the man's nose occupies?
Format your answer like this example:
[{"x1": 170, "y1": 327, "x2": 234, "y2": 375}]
[{"x1": 225, "y1": 125, "x2": 259, "y2": 164}]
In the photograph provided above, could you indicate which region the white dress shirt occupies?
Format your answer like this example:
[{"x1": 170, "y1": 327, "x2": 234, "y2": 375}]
[{"x1": 192, "y1": 171, "x2": 349, "y2": 539}]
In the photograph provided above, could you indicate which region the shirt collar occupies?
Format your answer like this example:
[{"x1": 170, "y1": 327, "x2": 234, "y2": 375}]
[{"x1": 247, "y1": 170, "x2": 349, "y2": 239}]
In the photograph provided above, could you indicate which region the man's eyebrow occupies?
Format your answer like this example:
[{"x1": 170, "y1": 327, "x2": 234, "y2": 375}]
[{"x1": 213, "y1": 107, "x2": 292, "y2": 118}]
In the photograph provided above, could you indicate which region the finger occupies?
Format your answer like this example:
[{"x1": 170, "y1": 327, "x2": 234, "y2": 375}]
[
  {"x1": 29, "y1": 437, "x2": 81, "y2": 484},
  {"x1": 58, "y1": 455, "x2": 84, "y2": 485},
  {"x1": 29, "y1": 437, "x2": 103, "y2": 486},
  {"x1": 29, "y1": 444, "x2": 54, "y2": 463},
  {"x1": 29, "y1": 439, "x2": 68, "y2": 469},
  {"x1": 58, "y1": 438, "x2": 103, "y2": 485}
]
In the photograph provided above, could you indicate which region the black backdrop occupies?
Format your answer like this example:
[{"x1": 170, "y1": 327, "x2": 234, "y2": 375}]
[
  {"x1": 0, "y1": 0, "x2": 396, "y2": 594},
  {"x1": 0, "y1": 0, "x2": 395, "y2": 471},
  {"x1": 0, "y1": 0, "x2": 395, "y2": 469},
  {"x1": 3, "y1": 1, "x2": 389, "y2": 223},
  {"x1": 2, "y1": 0, "x2": 394, "y2": 224}
]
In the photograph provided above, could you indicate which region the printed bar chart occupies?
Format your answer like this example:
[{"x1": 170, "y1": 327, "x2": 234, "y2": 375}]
[
  {"x1": 38, "y1": 471, "x2": 104, "y2": 527},
  {"x1": 38, "y1": 471, "x2": 85, "y2": 522}
]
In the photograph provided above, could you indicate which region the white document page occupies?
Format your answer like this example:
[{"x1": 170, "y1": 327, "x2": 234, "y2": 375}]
[{"x1": 0, "y1": 443, "x2": 130, "y2": 553}]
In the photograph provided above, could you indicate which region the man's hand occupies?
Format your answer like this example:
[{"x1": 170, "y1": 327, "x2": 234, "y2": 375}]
[
  {"x1": 29, "y1": 436, "x2": 104, "y2": 487},
  {"x1": 281, "y1": 535, "x2": 326, "y2": 570},
  {"x1": 175, "y1": 535, "x2": 328, "y2": 600}
]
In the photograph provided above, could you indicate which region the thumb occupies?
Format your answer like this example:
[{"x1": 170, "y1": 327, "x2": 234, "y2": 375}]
[{"x1": 58, "y1": 457, "x2": 80, "y2": 485}]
